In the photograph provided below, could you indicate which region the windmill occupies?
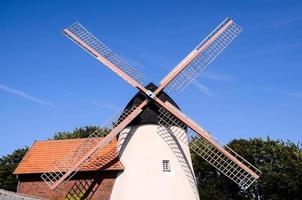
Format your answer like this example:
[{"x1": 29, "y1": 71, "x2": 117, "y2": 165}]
[{"x1": 41, "y1": 17, "x2": 261, "y2": 199}]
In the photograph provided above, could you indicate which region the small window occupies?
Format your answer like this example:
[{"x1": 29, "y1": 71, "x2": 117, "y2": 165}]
[{"x1": 162, "y1": 160, "x2": 170, "y2": 172}]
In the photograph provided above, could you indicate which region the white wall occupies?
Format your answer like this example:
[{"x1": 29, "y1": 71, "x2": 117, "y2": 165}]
[{"x1": 110, "y1": 124, "x2": 199, "y2": 200}]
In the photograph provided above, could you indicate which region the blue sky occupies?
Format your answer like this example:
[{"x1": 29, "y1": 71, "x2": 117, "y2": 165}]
[{"x1": 0, "y1": 0, "x2": 301, "y2": 156}]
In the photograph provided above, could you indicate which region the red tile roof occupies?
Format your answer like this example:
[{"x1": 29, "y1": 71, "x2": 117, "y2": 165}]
[{"x1": 14, "y1": 137, "x2": 123, "y2": 174}]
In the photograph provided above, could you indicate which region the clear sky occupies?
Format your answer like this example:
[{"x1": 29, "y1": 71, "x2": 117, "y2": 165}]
[{"x1": 1, "y1": 0, "x2": 301, "y2": 156}]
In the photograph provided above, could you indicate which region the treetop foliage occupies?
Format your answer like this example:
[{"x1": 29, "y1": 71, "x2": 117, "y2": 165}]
[
  {"x1": 193, "y1": 137, "x2": 302, "y2": 200},
  {"x1": 0, "y1": 148, "x2": 28, "y2": 191},
  {"x1": 52, "y1": 126, "x2": 99, "y2": 140}
]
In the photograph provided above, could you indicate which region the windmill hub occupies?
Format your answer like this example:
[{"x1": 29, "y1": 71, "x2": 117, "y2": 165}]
[
  {"x1": 146, "y1": 90, "x2": 156, "y2": 99},
  {"x1": 125, "y1": 82, "x2": 181, "y2": 126}
]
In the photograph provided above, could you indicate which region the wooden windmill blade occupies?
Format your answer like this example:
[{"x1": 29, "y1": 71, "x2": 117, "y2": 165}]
[
  {"x1": 41, "y1": 100, "x2": 148, "y2": 190},
  {"x1": 155, "y1": 18, "x2": 242, "y2": 94},
  {"x1": 63, "y1": 22, "x2": 145, "y2": 90},
  {"x1": 155, "y1": 100, "x2": 261, "y2": 189},
  {"x1": 40, "y1": 22, "x2": 153, "y2": 190}
]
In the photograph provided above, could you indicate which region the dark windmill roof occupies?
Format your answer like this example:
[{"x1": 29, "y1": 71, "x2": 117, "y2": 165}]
[{"x1": 124, "y1": 82, "x2": 181, "y2": 126}]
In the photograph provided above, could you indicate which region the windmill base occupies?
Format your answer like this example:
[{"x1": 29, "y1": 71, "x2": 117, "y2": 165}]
[{"x1": 110, "y1": 124, "x2": 199, "y2": 200}]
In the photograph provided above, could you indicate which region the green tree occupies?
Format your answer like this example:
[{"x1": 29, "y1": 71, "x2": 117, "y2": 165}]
[
  {"x1": 0, "y1": 147, "x2": 28, "y2": 191},
  {"x1": 192, "y1": 137, "x2": 302, "y2": 200},
  {"x1": 52, "y1": 126, "x2": 99, "y2": 140}
]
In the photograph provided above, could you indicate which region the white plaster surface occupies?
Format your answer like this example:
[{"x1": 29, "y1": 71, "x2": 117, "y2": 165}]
[{"x1": 110, "y1": 124, "x2": 199, "y2": 200}]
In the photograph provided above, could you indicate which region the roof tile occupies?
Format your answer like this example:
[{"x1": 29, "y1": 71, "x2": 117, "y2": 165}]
[{"x1": 14, "y1": 137, "x2": 123, "y2": 174}]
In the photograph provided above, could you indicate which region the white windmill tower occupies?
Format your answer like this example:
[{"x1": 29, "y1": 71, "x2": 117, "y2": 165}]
[{"x1": 41, "y1": 17, "x2": 261, "y2": 200}]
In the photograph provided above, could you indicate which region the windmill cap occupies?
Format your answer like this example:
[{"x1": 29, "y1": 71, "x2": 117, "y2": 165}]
[{"x1": 124, "y1": 82, "x2": 181, "y2": 126}]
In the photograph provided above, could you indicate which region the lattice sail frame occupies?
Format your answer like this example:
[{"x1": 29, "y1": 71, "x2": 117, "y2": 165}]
[
  {"x1": 157, "y1": 107, "x2": 261, "y2": 189},
  {"x1": 41, "y1": 106, "x2": 138, "y2": 190},
  {"x1": 64, "y1": 22, "x2": 144, "y2": 84},
  {"x1": 163, "y1": 18, "x2": 242, "y2": 92}
]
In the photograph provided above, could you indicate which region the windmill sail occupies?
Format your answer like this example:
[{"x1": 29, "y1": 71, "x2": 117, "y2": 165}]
[
  {"x1": 49, "y1": 17, "x2": 261, "y2": 193},
  {"x1": 157, "y1": 102, "x2": 261, "y2": 189},
  {"x1": 157, "y1": 18, "x2": 242, "y2": 94},
  {"x1": 41, "y1": 101, "x2": 147, "y2": 190},
  {"x1": 63, "y1": 22, "x2": 144, "y2": 86}
]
